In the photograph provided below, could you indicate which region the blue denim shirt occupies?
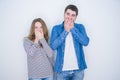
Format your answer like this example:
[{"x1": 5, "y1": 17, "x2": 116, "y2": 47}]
[{"x1": 50, "y1": 22, "x2": 89, "y2": 72}]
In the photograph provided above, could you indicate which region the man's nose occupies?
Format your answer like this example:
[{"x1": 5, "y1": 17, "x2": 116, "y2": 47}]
[{"x1": 68, "y1": 16, "x2": 72, "y2": 20}]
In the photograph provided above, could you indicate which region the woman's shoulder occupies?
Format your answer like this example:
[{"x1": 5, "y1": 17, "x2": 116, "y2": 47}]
[{"x1": 23, "y1": 37, "x2": 33, "y2": 43}]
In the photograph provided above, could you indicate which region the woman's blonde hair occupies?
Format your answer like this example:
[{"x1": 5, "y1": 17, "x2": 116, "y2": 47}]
[{"x1": 28, "y1": 18, "x2": 49, "y2": 43}]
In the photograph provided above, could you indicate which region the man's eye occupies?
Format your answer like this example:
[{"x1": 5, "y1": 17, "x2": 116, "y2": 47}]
[{"x1": 72, "y1": 14, "x2": 76, "y2": 17}]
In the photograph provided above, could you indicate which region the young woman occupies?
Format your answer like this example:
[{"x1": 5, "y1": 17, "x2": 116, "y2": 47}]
[{"x1": 23, "y1": 18, "x2": 53, "y2": 80}]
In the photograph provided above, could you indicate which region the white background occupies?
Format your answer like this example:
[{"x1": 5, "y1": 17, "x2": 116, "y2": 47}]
[{"x1": 0, "y1": 0, "x2": 120, "y2": 80}]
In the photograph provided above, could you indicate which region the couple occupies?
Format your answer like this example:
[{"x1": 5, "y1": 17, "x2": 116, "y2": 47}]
[{"x1": 23, "y1": 4, "x2": 89, "y2": 80}]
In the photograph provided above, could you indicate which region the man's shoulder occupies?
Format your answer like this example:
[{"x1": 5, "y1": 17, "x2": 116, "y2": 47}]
[
  {"x1": 75, "y1": 23, "x2": 84, "y2": 27},
  {"x1": 75, "y1": 23, "x2": 85, "y2": 29},
  {"x1": 52, "y1": 23, "x2": 63, "y2": 30}
]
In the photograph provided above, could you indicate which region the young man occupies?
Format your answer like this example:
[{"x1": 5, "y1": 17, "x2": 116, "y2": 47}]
[{"x1": 50, "y1": 4, "x2": 89, "y2": 80}]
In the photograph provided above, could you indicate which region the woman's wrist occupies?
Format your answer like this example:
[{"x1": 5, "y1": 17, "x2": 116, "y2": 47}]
[{"x1": 34, "y1": 38, "x2": 39, "y2": 43}]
